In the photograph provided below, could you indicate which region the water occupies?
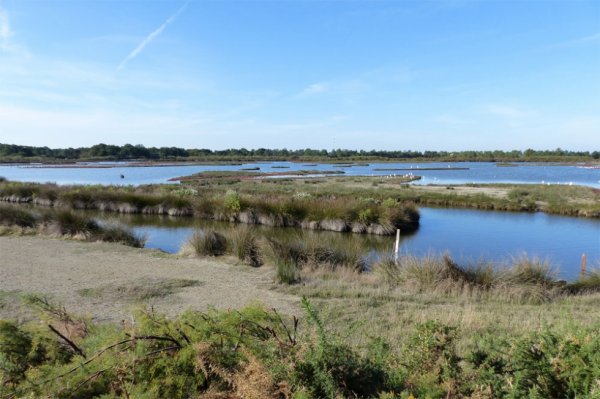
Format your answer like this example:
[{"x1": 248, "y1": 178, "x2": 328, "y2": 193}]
[
  {"x1": 94, "y1": 207, "x2": 600, "y2": 280},
  {"x1": 0, "y1": 161, "x2": 598, "y2": 187}
]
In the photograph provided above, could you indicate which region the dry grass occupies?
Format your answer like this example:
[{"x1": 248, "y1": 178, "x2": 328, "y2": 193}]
[
  {"x1": 278, "y1": 254, "x2": 600, "y2": 355},
  {"x1": 77, "y1": 278, "x2": 201, "y2": 302},
  {"x1": 182, "y1": 230, "x2": 228, "y2": 257}
]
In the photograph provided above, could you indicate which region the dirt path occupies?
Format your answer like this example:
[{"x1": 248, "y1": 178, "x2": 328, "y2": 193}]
[{"x1": 0, "y1": 236, "x2": 300, "y2": 322}]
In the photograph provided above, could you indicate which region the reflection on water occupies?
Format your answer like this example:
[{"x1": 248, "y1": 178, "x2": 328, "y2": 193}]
[{"x1": 93, "y1": 207, "x2": 600, "y2": 280}]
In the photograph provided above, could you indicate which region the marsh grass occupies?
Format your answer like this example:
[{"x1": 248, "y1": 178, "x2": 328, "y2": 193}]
[
  {"x1": 0, "y1": 205, "x2": 37, "y2": 227},
  {"x1": 566, "y1": 267, "x2": 600, "y2": 293},
  {"x1": 50, "y1": 210, "x2": 100, "y2": 235},
  {"x1": 228, "y1": 227, "x2": 263, "y2": 267},
  {"x1": 95, "y1": 223, "x2": 146, "y2": 247},
  {"x1": 0, "y1": 204, "x2": 144, "y2": 247},
  {"x1": 184, "y1": 230, "x2": 228, "y2": 256},
  {"x1": 371, "y1": 253, "x2": 564, "y2": 303}
]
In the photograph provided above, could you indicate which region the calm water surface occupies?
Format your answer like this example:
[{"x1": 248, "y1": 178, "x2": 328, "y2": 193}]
[
  {"x1": 95, "y1": 207, "x2": 599, "y2": 280},
  {"x1": 1, "y1": 162, "x2": 598, "y2": 187}
]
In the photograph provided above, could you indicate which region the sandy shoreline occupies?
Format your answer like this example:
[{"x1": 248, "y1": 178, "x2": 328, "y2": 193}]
[{"x1": 0, "y1": 236, "x2": 299, "y2": 322}]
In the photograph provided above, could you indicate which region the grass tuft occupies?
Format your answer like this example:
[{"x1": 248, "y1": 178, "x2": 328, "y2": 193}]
[
  {"x1": 229, "y1": 227, "x2": 263, "y2": 267},
  {"x1": 186, "y1": 230, "x2": 228, "y2": 256}
]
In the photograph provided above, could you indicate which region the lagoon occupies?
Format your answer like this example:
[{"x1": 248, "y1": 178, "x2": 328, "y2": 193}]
[
  {"x1": 0, "y1": 161, "x2": 599, "y2": 187},
  {"x1": 94, "y1": 207, "x2": 600, "y2": 281}
]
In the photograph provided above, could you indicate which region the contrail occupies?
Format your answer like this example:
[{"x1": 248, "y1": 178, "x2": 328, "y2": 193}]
[{"x1": 117, "y1": 1, "x2": 190, "y2": 70}]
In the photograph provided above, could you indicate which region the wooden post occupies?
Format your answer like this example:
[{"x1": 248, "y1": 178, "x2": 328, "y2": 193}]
[
  {"x1": 394, "y1": 229, "x2": 400, "y2": 264},
  {"x1": 581, "y1": 253, "x2": 587, "y2": 276}
]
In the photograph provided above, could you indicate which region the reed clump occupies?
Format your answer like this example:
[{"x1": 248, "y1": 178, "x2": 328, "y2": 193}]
[
  {"x1": 228, "y1": 227, "x2": 263, "y2": 267},
  {"x1": 0, "y1": 204, "x2": 144, "y2": 247},
  {"x1": 373, "y1": 253, "x2": 565, "y2": 302},
  {"x1": 184, "y1": 230, "x2": 228, "y2": 257},
  {"x1": 266, "y1": 235, "x2": 368, "y2": 284}
]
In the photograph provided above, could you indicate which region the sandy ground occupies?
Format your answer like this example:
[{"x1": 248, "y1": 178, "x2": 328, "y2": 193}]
[{"x1": 0, "y1": 236, "x2": 300, "y2": 323}]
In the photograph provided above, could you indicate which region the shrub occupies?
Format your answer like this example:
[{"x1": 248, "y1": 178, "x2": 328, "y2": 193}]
[
  {"x1": 224, "y1": 190, "x2": 241, "y2": 213},
  {"x1": 293, "y1": 297, "x2": 389, "y2": 397}
]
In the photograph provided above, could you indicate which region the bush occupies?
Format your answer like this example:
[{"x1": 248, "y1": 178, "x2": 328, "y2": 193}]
[
  {"x1": 2, "y1": 298, "x2": 600, "y2": 398},
  {"x1": 293, "y1": 298, "x2": 389, "y2": 397},
  {"x1": 224, "y1": 190, "x2": 241, "y2": 213}
]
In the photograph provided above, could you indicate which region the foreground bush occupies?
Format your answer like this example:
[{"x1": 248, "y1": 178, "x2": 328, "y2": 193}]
[{"x1": 1, "y1": 297, "x2": 600, "y2": 398}]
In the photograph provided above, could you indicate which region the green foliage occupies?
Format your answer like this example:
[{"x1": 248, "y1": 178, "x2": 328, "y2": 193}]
[
  {"x1": 470, "y1": 327, "x2": 600, "y2": 397},
  {"x1": 0, "y1": 142, "x2": 598, "y2": 162},
  {"x1": 293, "y1": 297, "x2": 389, "y2": 398},
  {"x1": 2, "y1": 297, "x2": 600, "y2": 398},
  {"x1": 401, "y1": 321, "x2": 461, "y2": 397},
  {"x1": 224, "y1": 190, "x2": 241, "y2": 213},
  {"x1": 358, "y1": 208, "x2": 378, "y2": 224}
]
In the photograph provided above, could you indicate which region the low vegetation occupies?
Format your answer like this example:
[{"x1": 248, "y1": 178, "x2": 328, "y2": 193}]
[
  {"x1": 0, "y1": 179, "x2": 423, "y2": 234},
  {"x1": 182, "y1": 230, "x2": 228, "y2": 257},
  {"x1": 1, "y1": 294, "x2": 600, "y2": 398},
  {"x1": 0, "y1": 204, "x2": 144, "y2": 247},
  {"x1": 77, "y1": 278, "x2": 200, "y2": 302}
]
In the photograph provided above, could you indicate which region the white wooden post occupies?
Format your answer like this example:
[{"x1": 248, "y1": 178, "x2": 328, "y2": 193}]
[{"x1": 394, "y1": 229, "x2": 400, "y2": 264}]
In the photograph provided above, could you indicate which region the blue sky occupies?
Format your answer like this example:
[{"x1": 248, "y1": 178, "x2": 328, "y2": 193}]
[{"x1": 0, "y1": 0, "x2": 598, "y2": 150}]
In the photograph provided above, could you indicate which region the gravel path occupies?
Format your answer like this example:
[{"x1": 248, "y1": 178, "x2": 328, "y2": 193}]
[{"x1": 0, "y1": 236, "x2": 299, "y2": 322}]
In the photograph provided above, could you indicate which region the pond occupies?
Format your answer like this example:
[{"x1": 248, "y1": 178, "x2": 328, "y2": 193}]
[
  {"x1": 1, "y1": 161, "x2": 599, "y2": 187},
  {"x1": 93, "y1": 207, "x2": 600, "y2": 281}
]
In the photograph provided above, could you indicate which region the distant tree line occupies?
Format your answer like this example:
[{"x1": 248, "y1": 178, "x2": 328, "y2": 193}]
[{"x1": 0, "y1": 143, "x2": 598, "y2": 162}]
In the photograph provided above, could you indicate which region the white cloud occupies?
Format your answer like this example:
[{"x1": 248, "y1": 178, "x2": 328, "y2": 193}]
[
  {"x1": 296, "y1": 82, "x2": 330, "y2": 97},
  {"x1": 117, "y1": 1, "x2": 189, "y2": 70}
]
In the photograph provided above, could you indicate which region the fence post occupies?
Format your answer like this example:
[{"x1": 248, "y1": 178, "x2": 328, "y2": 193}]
[
  {"x1": 581, "y1": 253, "x2": 587, "y2": 276},
  {"x1": 394, "y1": 229, "x2": 400, "y2": 264}
]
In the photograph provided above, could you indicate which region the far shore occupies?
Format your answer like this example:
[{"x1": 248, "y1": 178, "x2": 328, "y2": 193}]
[{"x1": 2, "y1": 159, "x2": 600, "y2": 168}]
